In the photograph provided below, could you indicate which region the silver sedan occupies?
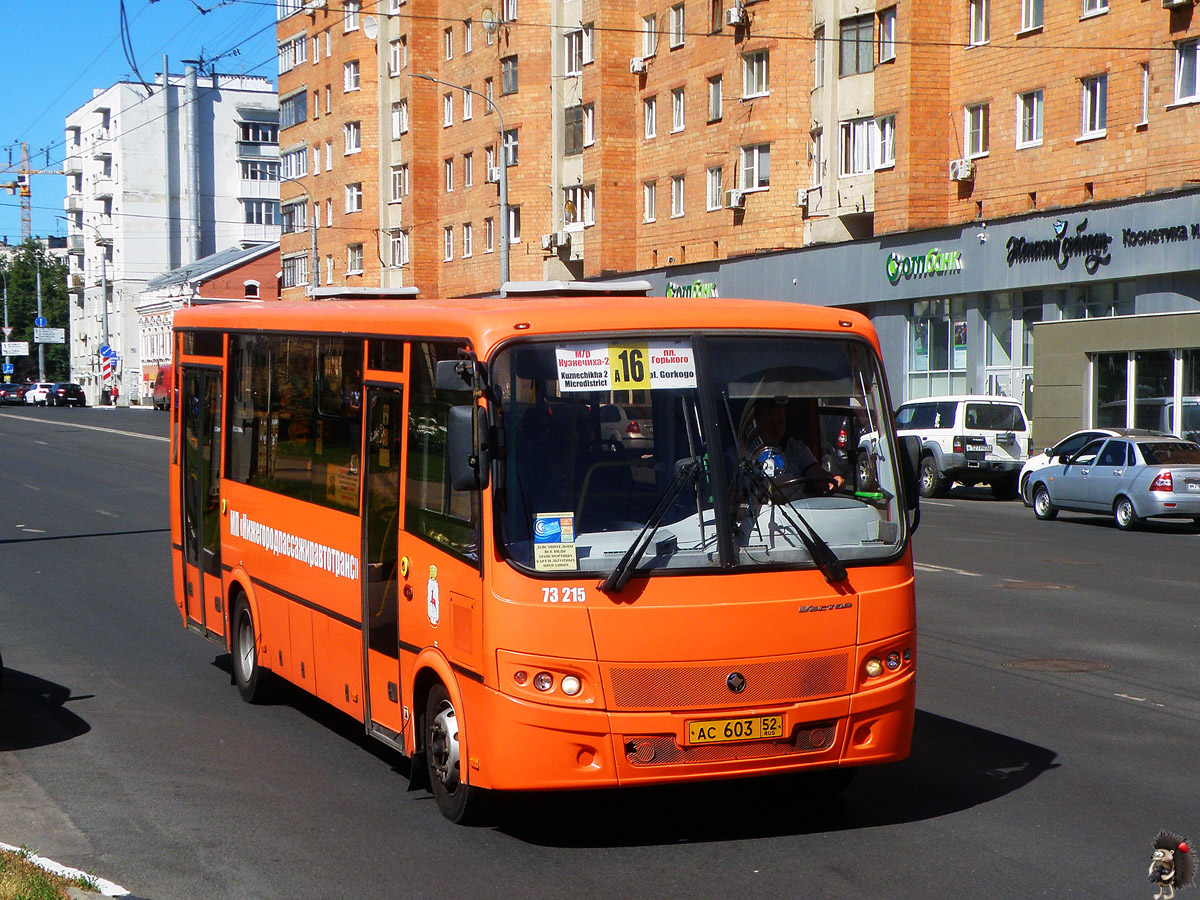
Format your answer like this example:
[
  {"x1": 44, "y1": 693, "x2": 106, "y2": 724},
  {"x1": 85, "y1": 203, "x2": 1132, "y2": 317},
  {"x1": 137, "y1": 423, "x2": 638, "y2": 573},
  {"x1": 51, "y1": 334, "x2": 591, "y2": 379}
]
[{"x1": 1029, "y1": 434, "x2": 1200, "y2": 530}]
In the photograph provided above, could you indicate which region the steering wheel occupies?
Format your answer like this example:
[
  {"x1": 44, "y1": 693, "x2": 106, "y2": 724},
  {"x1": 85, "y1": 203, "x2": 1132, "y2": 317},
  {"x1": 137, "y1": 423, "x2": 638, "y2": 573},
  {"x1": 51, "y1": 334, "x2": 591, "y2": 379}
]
[{"x1": 771, "y1": 472, "x2": 841, "y2": 499}]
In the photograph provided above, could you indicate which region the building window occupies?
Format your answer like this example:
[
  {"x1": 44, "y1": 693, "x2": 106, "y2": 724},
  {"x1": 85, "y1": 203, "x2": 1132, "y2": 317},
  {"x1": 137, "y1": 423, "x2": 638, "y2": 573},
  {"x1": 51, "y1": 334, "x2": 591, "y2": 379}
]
[
  {"x1": 564, "y1": 185, "x2": 585, "y2": 229},
  {"x1": 324, "y1": 140, "x2": 332, "y2": 170},
  {"x1": 501, "y1": 0, "x2": 517, "y2": 21},
  {"x1": 443, "y1": 227, "x2": 454, "y2": 261},
  {"x1": 839, "y1": 15, "x2": 872, "y2": 76},
  {"x1": 463, "y1": 87, "x2": 473, "y2": 120},
  {"x1": 642, "y1": 14, "x2": 658, "y2": 57},
  {"x1": 839, "y1": 117, "x2": 871, "y2": 175},
  {"x1": 464, "y1": 152, "x2": 474, "y2": 186},
  {"x1": 742, "y1": 50, "x2": 769, "y2": 97},
  {"x1": 344, "y1": 0, "x2": 359, "y2": 31},
  {"x1": 464, "y1": 19, "x2": 473, "y2": 52},
  {"x1": 281, "y1": 146, "x2": 307, "y2": 179},
  {"x1": 390, "y1": 229, "x2": 409, "y2": 267},
  {"x1": 709, "y1": 0, "x2": 722, "y2": 32},
  {"x1": 583, "y1": 185, "x2": 595, "y2": 225},
  {"x1": 241, "y1": 160, "x2": 280, "y2": 181},
  {"x1": 1017, "y1": 90, "x2": 1043, "y2": 147},
  {"x1": 671, "y1": 174, "x2": 685, "y2": 217},
  {"x1": 1082, "y1": 0, "x2": 1107, "y2": 15},
  {"x1": 706, "y1": 166, "x2": 723, "y2": 210},
  {"x1": 485, "y1": 217, "x2": 494, "y2": 252},
  {"x1": 443, "y1": 92, "x2": 453, "y2": 126},
  {"x1": 390, "y1": 165, "x2": 405, "y2": 202},
  {"x1": 1140, "y1": 62, "x2": 1151, "y2": 126},
  {"x1": 345, "y1": 182, "x2": 363, "y2": 213},
  {"x1": 670, "y1": 3, "x2": 685, "y2": 48},
  {"x1": 965, "y1": 103, "x2": 989, "y2": 157},
  {"x1": 565, "y1": 29, "x2": 584, "y2": 75},
  {"x1": 509, "y1": 206, "x2": 521, "y2": 243},
  {"x1": 708, "y1": 74, "x2": 722, "y2": 121},
  {"x1": 811, "y1": 128, "x2": 824, "y2": 187},
  {"x1": 1020, "y1": 0, "x2": 1043, "y2": 31},
  {"x1": 325, "y1": 254, "x2": 333, "y2": 283},
  {"x1": 583, "y1": 24, "x2": 594, "y2": 63},
  {"x1": 280, "y1": 91, "x2": 307, "y2": 129},
  {"x1": 878, "y1": 7, "x2": 896, "y2": 63},
  {"x1": 875, "y1": 114, "x2": 895, "y2": 168},
  {"x1": 1081, "y1": 74, "x2": 1107, "y2": 137},
  {"x1": 503, "y1": 128, "x2": 519, "y2": 165},
  {"x1": 347, "y1": 243, "x2": 363, "y2": 273},
  {"x1": 565, "y1": 105, "x2": 585, "y2": 155},
  {"x1": 672, "y1": 87, "x2": 685, "y2": 131},
  {"x1": 1176, "y1": 41, "x2": 1198, "y2": 103},
  {"x1": 389, "y1": 39, "x2": 403, "y2": 75},
  {"x1": 326, "y1": 198, "x2": 332, "y2": 222},
  {"x1": 239, "y1": 122, "x2": 278, "y2": 144},
  {"x1": 444, "y1": 27, "x2": 453, "y2": 60},
  {"x1": 485, "y1": 78, "x2": 494, "y2": 107},
  {"x1": 280, "y1": 200, "x2": 306, "y2": 232},
  {"x1": 281, "y1": 254, "x2": 308, "y2": 287},
  {"x1": 343, "y1": 60, "x2": 360, "y2": 91},
  {"x1": 908, "y1": 298, "x2": 968, "y2": 399},
  {"x1": 444, "y1": 158, "x2": 454, "y2": 191},
  {"x1": 814, "y1": 25, "x2": 825, "y2": 88},
  {"x1": 463, "y1": 222, "x2": 473, "y2": 257},
  {"x1": 583, "y1": 103, "x2": 595, "y2": 146},
  {"x1": 644, "y1": 96, "x2": 657, "y2": 138},
  {"x1": 344, "y1": 121, "x2": 361, "y2": 154},
  {"x1": 501, "y1": 56, "x2": 518, "y2": 94},
  {"x1": 394, "y1": 98, "x2": 409, "y2": 135},
  {"x1": 740, "y1": 143, "x2": 770, "y2": 189},
  {"x1": 643, "y1": 180, "x2": 657, "y2": 222},
  {"x1": 968, "y1": 0, "x2": 989, "y2": 46},
  {"x1": 244, "y1": 199, "x2": 279, "y2": 225}
]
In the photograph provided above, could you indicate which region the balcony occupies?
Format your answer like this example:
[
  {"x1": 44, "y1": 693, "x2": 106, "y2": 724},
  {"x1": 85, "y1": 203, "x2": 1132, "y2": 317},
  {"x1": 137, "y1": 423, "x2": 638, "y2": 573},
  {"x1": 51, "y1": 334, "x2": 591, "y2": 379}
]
[
  {"x1": 69, "y1": 274, "x2": 85, "y2": 294},
  {"x1": 63, "y1": 155, "x2": 83, "y2": 175},
  {"x1": 64, "y1": 194, "x2": 83, "y2": 212},
  {"x1": 91, "y1": 174, "x2": 114, "y2": 199},
  {"x1": 68, "y1": 234, "x2": 85, "y2": 255}
]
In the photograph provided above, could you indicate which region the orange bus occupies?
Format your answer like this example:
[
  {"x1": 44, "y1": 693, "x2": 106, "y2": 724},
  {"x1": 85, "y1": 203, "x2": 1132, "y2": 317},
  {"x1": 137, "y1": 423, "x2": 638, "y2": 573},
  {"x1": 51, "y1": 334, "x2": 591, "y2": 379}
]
[{"x1": 169, "y1": 294, "x2": 921, "y2": 822}]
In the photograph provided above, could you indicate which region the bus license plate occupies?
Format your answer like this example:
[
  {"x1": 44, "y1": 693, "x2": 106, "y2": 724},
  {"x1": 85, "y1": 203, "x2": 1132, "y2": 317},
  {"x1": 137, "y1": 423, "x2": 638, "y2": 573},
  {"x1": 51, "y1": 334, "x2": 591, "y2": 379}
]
[{"x1": 687, "y1": 715, "x2": 784, "y2": 745}]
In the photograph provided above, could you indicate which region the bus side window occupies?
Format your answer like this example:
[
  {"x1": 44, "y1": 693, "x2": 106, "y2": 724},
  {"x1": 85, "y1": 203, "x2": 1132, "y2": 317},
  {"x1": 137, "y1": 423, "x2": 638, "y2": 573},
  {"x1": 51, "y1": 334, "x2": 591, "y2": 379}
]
[{"x1": 404, "y1": 342, "x2": 480, "y2": 562}]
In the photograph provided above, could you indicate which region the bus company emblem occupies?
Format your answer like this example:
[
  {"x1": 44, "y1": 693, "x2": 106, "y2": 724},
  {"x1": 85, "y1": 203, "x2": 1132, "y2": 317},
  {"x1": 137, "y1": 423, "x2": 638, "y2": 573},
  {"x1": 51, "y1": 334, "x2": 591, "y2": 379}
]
[
  {"x1": 726, "y1": 672, "x2": 747, "y2": 694},
  {"x1": 798, "y1": 602, "x2": 853, "y2": 613}
]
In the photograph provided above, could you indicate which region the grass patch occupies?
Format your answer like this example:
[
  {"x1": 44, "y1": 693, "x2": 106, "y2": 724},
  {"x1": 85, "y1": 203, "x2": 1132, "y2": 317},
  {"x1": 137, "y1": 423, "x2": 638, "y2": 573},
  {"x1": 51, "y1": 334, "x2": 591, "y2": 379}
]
[{"x1": 0, "y1": 846, "x2": 98, "y2": 899}]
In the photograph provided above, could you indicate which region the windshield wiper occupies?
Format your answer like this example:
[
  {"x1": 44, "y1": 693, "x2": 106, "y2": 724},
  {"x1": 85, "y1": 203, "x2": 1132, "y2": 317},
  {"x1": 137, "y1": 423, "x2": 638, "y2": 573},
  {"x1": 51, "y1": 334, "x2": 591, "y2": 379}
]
[
  {"x1": 598, "y1": 456, "x2": 702, "y2": 595},
  {"x1": 738, "y1": 460, "x2": 847, "y2": 585}
]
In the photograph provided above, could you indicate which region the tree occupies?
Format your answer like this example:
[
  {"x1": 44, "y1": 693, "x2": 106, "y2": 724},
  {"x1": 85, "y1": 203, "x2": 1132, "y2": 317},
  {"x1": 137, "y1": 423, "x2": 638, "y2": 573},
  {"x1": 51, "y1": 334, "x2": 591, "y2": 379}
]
[{"x1": 0, "y1": 241, "x2": 69, "y2": 383}]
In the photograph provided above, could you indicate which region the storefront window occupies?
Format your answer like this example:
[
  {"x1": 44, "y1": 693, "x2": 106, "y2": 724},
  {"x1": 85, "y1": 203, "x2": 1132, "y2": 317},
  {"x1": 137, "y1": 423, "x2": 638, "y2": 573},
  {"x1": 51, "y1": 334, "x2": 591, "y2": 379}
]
[
  {"x1": 1020, "y1": 290, "x2": 1042, "y2": 367},
  {"x1": 985, "y1": 293, "x2": 1013, "y2": 368},
  {"x1": 1094, "y1": 352, "x2": 1128, "y2": 427},
  {"x1": 1060, "y1": 282, "x2": 1135, "y2": 320},
  {"x1": 908, "y1": 298, "x2": 966, "y2": 399}
]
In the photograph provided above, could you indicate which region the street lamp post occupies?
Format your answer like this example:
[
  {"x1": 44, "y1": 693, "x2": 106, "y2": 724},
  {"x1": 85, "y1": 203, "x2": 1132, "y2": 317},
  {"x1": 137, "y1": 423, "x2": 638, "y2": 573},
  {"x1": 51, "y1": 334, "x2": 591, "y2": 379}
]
[
  {"x1": 279, "y1": 175, "x2": 318, "y2": 295},
  {"x1": 1, "y1": 269, "x2": 9, "y2": 380},
  {"x1": 411, "y1": 73, "x2": 509, "y2": 289}
]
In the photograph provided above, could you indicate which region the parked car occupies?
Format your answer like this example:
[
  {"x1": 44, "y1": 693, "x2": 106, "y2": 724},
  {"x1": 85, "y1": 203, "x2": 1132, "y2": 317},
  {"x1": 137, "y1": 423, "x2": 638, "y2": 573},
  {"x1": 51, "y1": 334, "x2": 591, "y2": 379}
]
[
  {"x1": 151, "y1": 365, "x2": 172, "y2": 410},
  {"x1": 599, "y1": 403, "x2": 654, "y2": 453},
  {"x1": 894, "y1": 394, "x2": 1030, "y2": 499},
  {"x1": 1097, "y1": 397, "x2": 1200, "y2": 443},
  {"x1": 0, "y1": 383, "x2": 27, "y2": 404},
  {"x1": 1019, "y1": 428, "x2": 1149, "y2": 505},
  {"x1": 48, "y1": 383, "x2": 86, "y2": 407},
  {"x1": 1029, "y1": 432, "x2": 1200, "y2": 530},
  {"x1": 23, "y1": 382, "x2": 54, "y2": 405}
]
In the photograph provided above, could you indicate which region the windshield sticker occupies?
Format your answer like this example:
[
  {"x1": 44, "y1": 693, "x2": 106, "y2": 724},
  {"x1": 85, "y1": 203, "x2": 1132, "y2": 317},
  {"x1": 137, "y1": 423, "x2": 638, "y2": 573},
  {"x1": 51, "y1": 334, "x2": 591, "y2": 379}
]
[
  {"x1": 533, "y1": 511, "x2": 578, "y2": 571},
  {"x1": 427, "y1": 565, "x2": 440, "y2": 627},
  {"x1": 555, "y1": 341, "x2": 697, "y2": 392}
]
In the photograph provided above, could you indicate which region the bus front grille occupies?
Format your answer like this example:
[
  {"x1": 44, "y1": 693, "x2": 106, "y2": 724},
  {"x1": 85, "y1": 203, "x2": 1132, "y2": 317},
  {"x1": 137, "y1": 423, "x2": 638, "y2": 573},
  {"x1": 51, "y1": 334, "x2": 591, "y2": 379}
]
[
  {"x1": 623, "y1": 722, "x2": 837, "y2": 767},
  {"x1": 606, "y1": 652, "x2": 850, "y2": 711}
]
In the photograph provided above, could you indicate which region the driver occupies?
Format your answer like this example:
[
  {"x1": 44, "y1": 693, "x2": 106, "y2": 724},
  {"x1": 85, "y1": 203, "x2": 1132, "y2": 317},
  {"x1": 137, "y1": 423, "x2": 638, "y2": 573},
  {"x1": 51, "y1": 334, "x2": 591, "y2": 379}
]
[{"x1": 750, "y1": 397, "x2": 845, "y2": 493}]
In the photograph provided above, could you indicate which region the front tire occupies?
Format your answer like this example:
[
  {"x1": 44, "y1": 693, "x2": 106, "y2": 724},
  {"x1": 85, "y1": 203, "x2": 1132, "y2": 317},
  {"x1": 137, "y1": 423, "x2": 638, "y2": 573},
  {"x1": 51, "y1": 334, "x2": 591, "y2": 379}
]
[
  {"x1": 232, "y1": 598, "x2": 274, "y2": 703},
  {"x1": 424, "y1": 682, "x2": 489, "y2": 824},
  {"x1": 1032, "y1": 484, "x2": 1058, "y2": 520},
  {"x1": 856, "y1": 451, "x2": 877, "y2": 491},
  {"x1": 918, "y1": 456, "x2": 950, "y2": 498},
  {"x1": 1114, "y1": 496, "x2": 1141, "y2": 531}
]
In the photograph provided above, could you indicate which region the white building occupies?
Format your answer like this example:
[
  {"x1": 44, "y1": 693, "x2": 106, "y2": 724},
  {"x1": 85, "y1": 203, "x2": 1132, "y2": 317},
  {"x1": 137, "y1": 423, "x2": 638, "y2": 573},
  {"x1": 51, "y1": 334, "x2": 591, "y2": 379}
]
[{"x1": 64, "y1": 67, "x2": 279, "y2": 404}]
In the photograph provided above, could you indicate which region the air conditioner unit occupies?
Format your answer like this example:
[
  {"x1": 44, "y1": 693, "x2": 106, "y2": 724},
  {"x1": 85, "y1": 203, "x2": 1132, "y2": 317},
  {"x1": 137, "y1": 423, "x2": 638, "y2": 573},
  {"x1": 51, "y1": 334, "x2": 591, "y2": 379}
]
[
  {"x1": 541, "y1": 233, "x2": 556, "y2": 251},
  {"x1": 723, "y1": 189, "x2": 745, "y2": 210},
  {"x1": 796, "y1": 188, "x2": 808, "y2": 211},
  {"x1": 724, "y1": 5, "x2": 748, "y2": 26},
  {"x1": 1163, "y1": 0, "x2": 1191, "y2": 9},
  {"x1": 303, "y1": 0, "x2": 326, "y2": 11},
  {"x1": 630, "y1": 56, "x2": 647, "y2": 75},
  {"x1": 485, "y1": 166, "x2": 502, "y2": 183},
  {"x1": 948, "y1": 158, "x2": 976, "y2": 182}
]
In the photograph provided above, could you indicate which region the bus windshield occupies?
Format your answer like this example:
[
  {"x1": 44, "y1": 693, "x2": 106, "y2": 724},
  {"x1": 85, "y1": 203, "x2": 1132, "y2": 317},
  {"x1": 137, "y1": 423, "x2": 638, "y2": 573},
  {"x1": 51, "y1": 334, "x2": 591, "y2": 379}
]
[{"x1": 492, "y1": 334, "x2": 904, "y2": 577}]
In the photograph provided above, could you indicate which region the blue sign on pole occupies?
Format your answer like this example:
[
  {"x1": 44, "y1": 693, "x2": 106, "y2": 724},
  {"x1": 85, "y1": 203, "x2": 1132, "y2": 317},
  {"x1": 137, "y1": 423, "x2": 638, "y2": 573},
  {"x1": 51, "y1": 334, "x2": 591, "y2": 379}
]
[
  {"x1": 99, "y1": 344, "x2": 114, "y2": 358},
  {"x1": 34, "y1": 316, "x2": 46, "y2": 328},
  {"x1": 2, "y1": 364, "x2": 12, "y2": 375}
]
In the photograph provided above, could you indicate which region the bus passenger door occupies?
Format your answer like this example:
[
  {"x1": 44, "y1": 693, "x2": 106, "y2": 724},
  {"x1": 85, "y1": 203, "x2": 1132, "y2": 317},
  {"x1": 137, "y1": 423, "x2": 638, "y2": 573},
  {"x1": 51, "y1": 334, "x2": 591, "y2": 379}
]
[
  {"x1": 362, "y1": 387, "x2": 406, "y2": 747},
  {"x1": 181, "y1": 367, "x2": 223, "y2": 639}
]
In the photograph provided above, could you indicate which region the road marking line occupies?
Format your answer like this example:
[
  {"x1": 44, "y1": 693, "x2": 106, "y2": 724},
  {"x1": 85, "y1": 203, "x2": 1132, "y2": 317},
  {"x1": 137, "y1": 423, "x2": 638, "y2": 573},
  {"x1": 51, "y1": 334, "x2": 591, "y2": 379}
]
[
  {"x1": 914, "y1": 562, "x2": 983, "y2": 577},
  {"x1": 0, "y1": 412, "x2": 167, "y2": 443},
  {"x1": 1116, "y1": 693, "x2": 1165, "y2": 707}
]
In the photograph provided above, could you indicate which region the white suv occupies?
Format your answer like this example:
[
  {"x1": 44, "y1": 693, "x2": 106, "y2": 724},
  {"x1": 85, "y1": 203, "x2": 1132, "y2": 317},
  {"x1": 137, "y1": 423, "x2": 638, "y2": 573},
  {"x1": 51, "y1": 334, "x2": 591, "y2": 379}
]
[
  {"x1": 894, "y1": 395, "x2": 1030, "y2": 500},
  {"x1": 23, "y1": 382, "x2": 54, "y2": 405}
]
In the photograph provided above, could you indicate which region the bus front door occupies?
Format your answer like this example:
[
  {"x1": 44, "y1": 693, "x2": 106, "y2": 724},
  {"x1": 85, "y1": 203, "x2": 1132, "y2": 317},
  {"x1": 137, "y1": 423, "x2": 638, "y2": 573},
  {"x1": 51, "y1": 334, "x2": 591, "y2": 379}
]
[
  {"x1": 362, "y1": 387, "x2": 406, "y2": 748},
  {"x1": 181, "y1": 367, "x2": 224, "y2": 640}
]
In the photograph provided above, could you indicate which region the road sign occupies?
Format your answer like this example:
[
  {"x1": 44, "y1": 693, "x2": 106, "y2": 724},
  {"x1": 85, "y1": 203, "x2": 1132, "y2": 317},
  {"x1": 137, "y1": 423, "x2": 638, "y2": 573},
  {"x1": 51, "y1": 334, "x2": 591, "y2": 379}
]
[
  {"x1": 34, "y1": 316, "x2": 46, "y2": 328},
  {"x1": 1, "y1": 326, "x2": 11, "y2": 338},
  {"x1": 99, "y1": 344, "x2": 112, "y2": 357},
  {"x1": 1, "y1": 341, "x2": 29, "y2": 356},
  {"x1": 2, "y1": 364, "x2": 12, "y2": 375},
  {"x1": 34, "y1": 327, "x2": 65, "y2": 344}
]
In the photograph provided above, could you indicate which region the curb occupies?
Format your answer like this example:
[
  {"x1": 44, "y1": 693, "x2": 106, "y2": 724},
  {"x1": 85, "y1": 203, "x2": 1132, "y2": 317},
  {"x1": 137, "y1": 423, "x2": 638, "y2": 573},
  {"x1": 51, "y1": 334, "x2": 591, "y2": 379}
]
[{"x1": 0, "y1": 842, "x2": 144, "y2": 899}]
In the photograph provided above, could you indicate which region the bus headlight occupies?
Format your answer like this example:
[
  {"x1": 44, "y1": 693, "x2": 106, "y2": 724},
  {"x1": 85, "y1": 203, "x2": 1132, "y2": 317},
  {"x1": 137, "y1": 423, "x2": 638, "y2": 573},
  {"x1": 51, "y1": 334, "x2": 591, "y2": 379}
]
[
  {"x1": 561, "y1": 675, "x2": 582, "y2": 696},
  {"x1": 533, "y1": 672, "x2": 554, "y2": 692},
  {"x1": 864, "y1": 658, "x2": 884, "y2": 678}
]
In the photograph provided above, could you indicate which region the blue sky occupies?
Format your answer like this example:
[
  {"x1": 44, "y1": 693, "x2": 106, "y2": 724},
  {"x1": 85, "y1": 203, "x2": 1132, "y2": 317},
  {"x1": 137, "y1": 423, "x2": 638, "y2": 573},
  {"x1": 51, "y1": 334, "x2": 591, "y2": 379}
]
[{"x1": 0, "y1": 0, "x2": 277, "y2": 244}]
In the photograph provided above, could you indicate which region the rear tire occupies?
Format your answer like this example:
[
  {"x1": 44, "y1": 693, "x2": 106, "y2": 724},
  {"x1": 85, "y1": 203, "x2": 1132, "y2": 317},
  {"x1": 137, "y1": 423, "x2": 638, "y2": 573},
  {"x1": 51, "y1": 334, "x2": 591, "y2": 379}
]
[
  {"x1": 424, "y1": 682, "x2": 489, "y2": 824},
  {"x1": 232, "y1": 598, "x2": 274, "y2": 703},
  {"x1": 918, "y1": 456, "x2": 950, "y2": 498},
  {"x1": 1032, "y1": 485, "x2": 1057, "y2": 520},
  {"x1": 1114, "y1": 496, "x2": 1141, "y2": 531}
]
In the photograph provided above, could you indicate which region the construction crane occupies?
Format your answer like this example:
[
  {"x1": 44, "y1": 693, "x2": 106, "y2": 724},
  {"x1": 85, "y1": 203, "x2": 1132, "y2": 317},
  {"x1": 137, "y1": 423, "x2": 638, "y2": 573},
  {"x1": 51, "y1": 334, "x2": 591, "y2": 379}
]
[{"x1": 1, "y1": 143, "x2": 64, "y2": 243}]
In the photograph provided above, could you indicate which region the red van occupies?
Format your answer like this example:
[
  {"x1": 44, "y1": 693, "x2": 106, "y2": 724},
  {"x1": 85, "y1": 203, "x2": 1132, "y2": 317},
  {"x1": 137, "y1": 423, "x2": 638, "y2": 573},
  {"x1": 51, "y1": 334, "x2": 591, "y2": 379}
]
[{"x1": 152, "y1": 365, "x2": 173, "y2": 410}]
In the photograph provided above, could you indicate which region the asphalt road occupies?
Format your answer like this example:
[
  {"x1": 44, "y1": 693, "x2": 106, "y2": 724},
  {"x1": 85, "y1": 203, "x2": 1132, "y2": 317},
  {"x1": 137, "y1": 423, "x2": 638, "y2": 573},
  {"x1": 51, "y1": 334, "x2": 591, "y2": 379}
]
[{"x1": 2, "y1": 405, "x2": 1198, "y2": 900}]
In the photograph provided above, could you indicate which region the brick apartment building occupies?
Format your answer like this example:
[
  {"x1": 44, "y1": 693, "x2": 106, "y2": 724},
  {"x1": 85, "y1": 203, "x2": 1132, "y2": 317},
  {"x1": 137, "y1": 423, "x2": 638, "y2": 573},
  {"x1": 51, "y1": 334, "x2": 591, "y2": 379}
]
[{"x1": 277, "y1": 0, "x2": 1200, "y2": 442}]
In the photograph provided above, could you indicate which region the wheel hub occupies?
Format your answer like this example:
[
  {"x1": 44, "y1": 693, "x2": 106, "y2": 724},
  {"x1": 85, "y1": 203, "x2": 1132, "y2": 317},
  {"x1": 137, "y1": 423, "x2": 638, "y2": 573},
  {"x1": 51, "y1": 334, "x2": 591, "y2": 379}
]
[{"x1": 429, "y1": 704, "x2": 461, "y2": 789}]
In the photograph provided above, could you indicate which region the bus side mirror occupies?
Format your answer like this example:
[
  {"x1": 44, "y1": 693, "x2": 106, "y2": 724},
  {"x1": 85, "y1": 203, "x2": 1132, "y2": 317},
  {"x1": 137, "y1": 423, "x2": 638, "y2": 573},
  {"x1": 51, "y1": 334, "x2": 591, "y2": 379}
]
[
  {"x1": 899, "y1": 435, "x2": 921, "y2": 511},
  {"x1": 447, "y1": 405, "x2": 491, "y2": 491},
  {"x1": 436, "y1": 358, "x2": 474, "y2": 392}
]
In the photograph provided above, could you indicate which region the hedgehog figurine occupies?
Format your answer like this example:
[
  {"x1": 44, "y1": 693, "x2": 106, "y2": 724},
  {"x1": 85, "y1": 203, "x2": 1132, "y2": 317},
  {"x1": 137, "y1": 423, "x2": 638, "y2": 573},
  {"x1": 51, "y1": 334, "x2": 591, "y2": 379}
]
[{"x1": 1150, "y1": 830, "x2": 1196, "y2": 900}]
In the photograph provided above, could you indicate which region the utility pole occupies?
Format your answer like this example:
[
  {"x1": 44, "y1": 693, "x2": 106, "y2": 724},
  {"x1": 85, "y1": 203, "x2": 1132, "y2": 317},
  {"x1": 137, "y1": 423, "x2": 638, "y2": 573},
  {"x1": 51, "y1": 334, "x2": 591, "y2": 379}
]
[
  {"x1": 35, "y1": 260, "x2": 44, "y2": 381},
  {"x1": 1, "y1": 269, "x2": 9, "y2": 381}
]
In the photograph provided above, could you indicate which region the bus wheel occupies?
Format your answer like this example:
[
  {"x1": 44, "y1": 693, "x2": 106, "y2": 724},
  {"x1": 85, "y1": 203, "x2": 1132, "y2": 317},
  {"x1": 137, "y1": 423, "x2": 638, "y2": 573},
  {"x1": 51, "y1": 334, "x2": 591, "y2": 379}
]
[
  {"x1": 232, "y1": 598, "x2": 273, "y2": 704},
  {"x1": 424, "y1": 682, "x2": 488, "y2": 824}
]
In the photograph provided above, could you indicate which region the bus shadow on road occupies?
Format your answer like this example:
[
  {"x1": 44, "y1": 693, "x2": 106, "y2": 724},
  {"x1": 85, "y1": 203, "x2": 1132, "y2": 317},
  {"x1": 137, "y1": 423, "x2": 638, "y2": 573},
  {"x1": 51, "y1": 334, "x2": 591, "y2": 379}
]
[
  {"x1": 0, "y1": 669, "x2": 92, "y2": 752},
  {"x1": 495, "y1": 708, "x2": 1058, "y2": 846}
]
